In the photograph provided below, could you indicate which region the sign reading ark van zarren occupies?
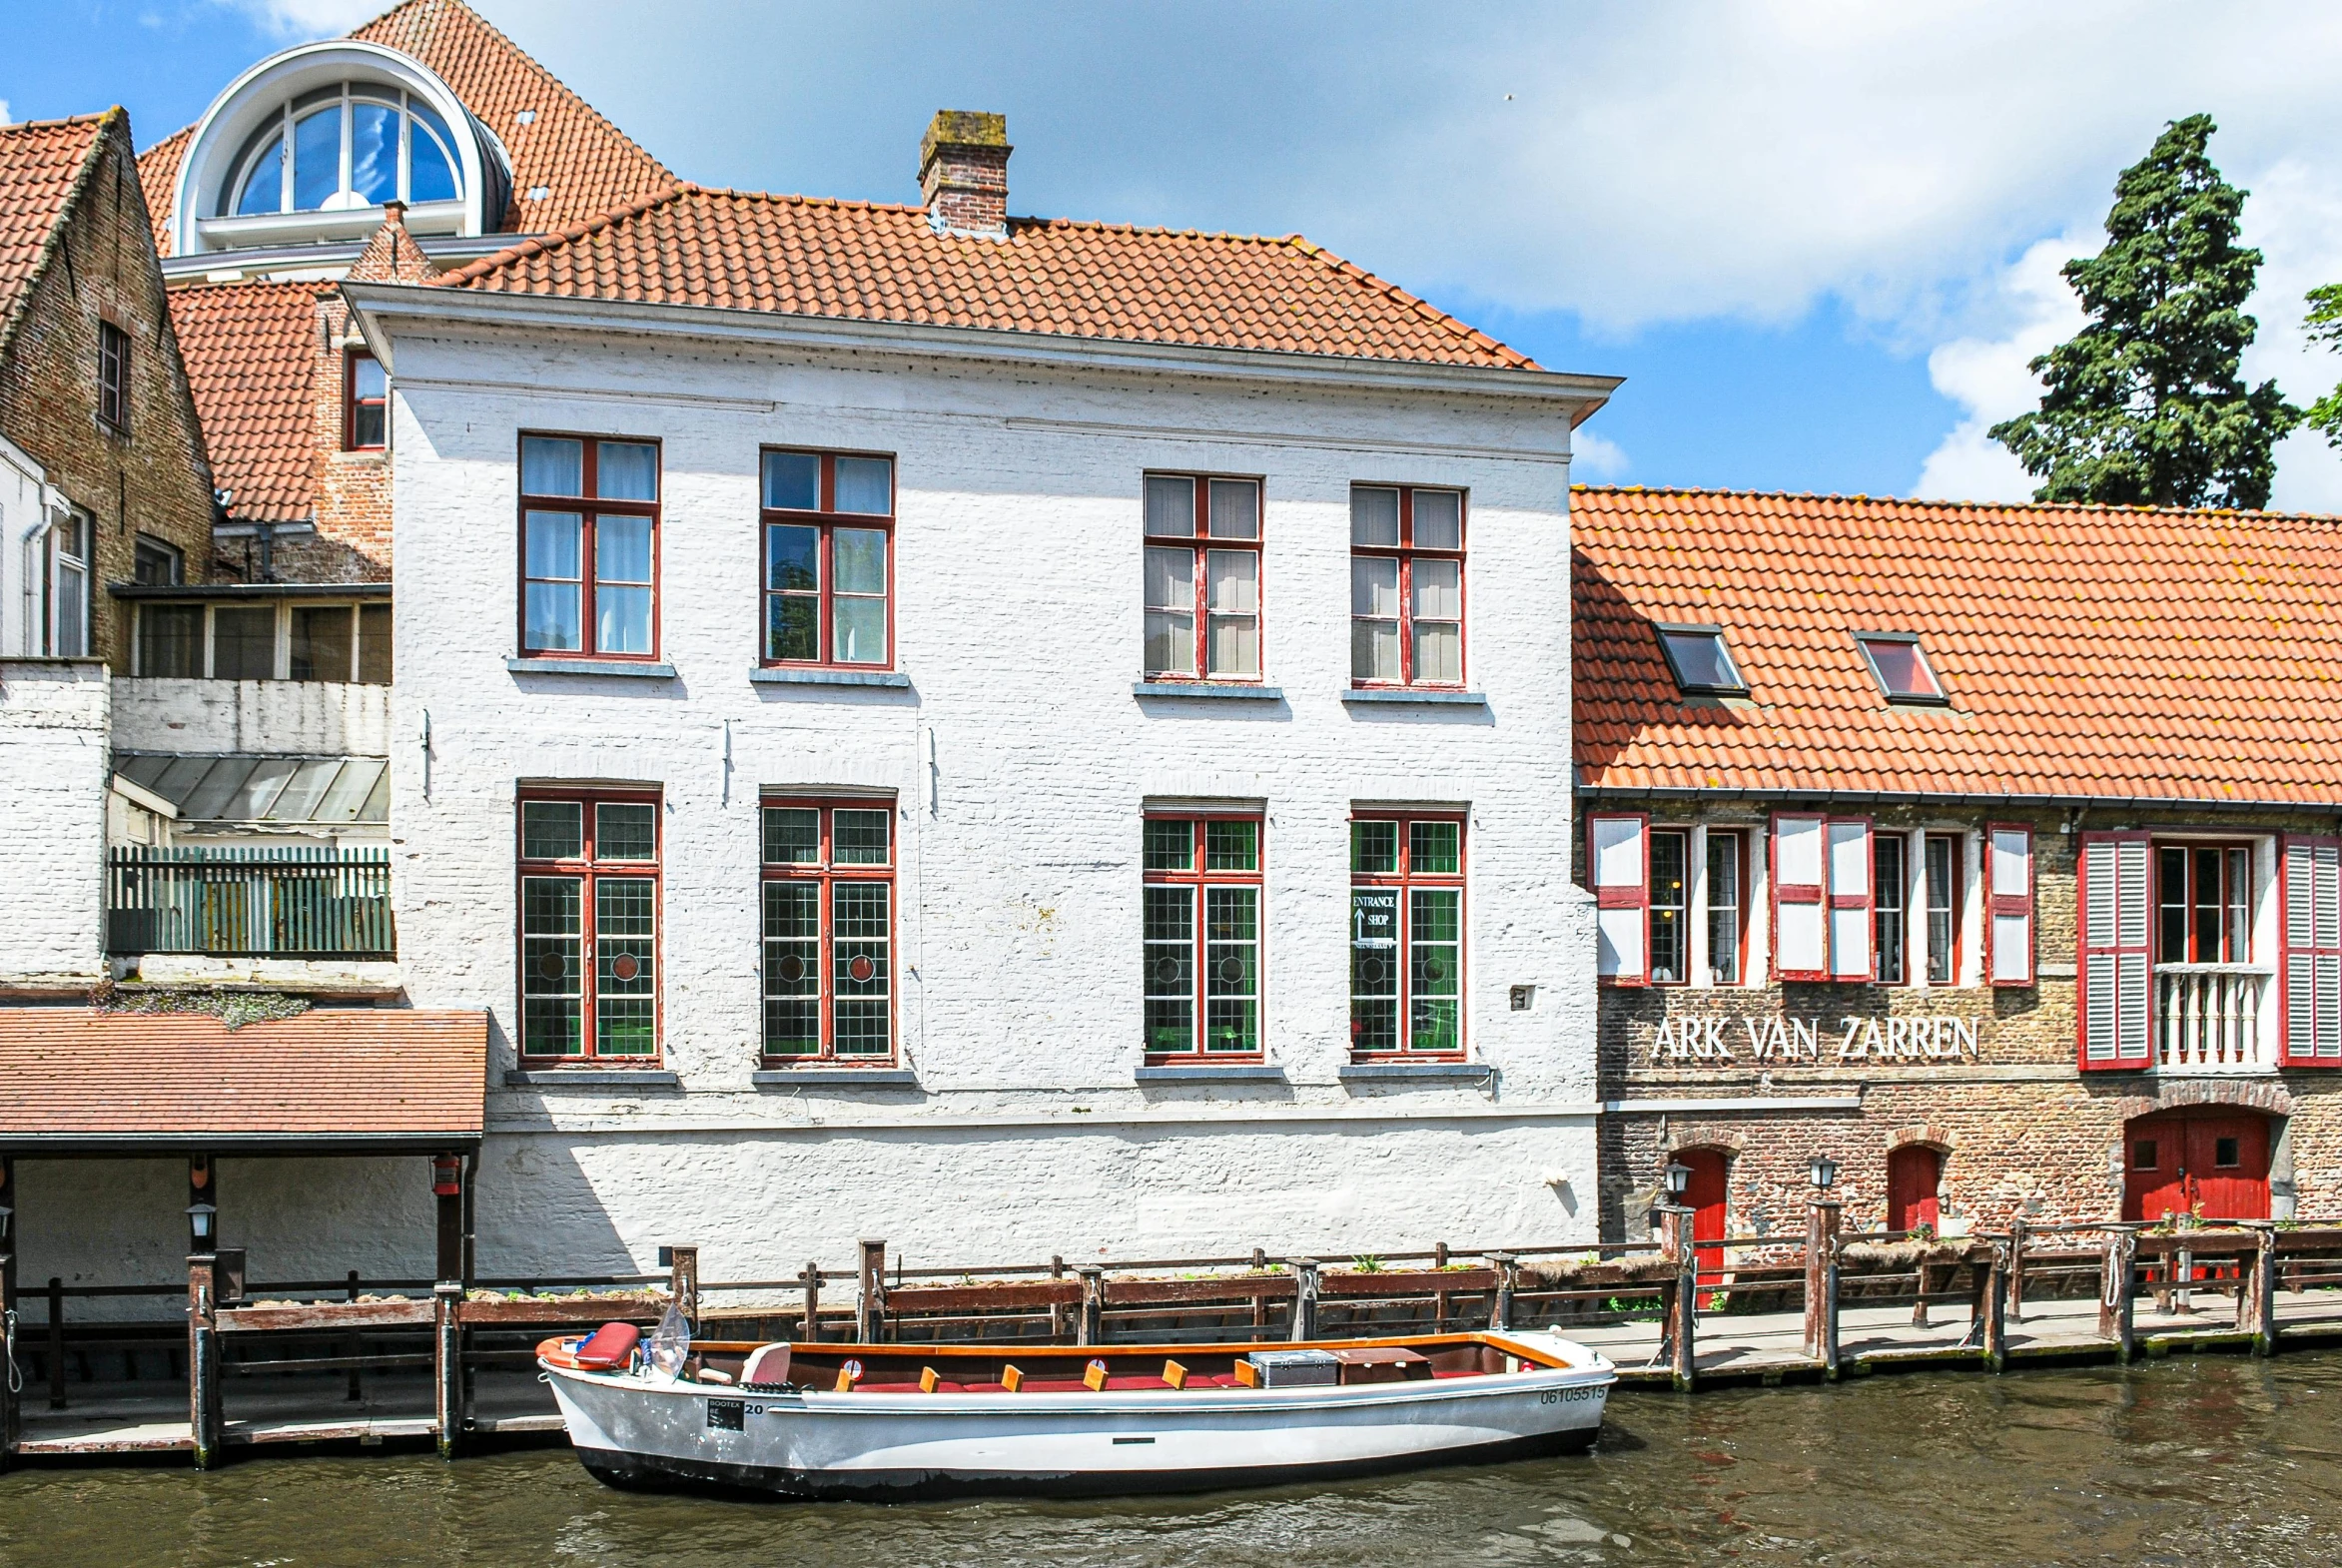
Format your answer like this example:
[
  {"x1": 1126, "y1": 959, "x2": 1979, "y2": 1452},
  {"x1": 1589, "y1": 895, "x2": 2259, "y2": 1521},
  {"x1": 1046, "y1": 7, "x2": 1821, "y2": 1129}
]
[{"x1": 1648, "y1": 1015, "x2": 1982, "y2": 1065}]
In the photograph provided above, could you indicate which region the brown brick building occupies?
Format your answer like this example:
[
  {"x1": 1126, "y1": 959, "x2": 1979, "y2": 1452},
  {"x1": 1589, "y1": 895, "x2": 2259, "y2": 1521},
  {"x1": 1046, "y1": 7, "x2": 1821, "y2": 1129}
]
[
  {"x1": 0, "y1": 111, "x2": 218, "y2": 667},
  {"x1": 1575, "y1": 486, "x2": 2342, "y2": 1251}
]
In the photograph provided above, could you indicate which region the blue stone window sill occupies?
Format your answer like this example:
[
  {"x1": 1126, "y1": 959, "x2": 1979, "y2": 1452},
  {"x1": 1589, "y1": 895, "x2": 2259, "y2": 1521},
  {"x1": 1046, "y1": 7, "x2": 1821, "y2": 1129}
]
[
  {"x1": 504, "y1": 1069, "x2": 680, "y2": 1087},
  {"x1": 506, "y1": 656, "x2": 677, "y2": 679},
  {"x1": 752, "y1": 667, "x2": 912, "y2": 688},
  {"x1": 1135, "y1": 1063, "x2": 1287, "y2": 1082},
  {"x1": 1341, "y1": 687, "x2": 1486, "y2": 706},
  {"x1": 1133, "y1": 681, "x2": 1284, "y2": 700},
  {"x1": 752, "y1": 1068, "x2": 920, "y2": 1087}
]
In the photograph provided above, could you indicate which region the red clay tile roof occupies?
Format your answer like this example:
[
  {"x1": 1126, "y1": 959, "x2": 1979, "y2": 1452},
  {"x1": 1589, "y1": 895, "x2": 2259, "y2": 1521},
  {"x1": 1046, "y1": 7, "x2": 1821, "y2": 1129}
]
[
  {"x1": 141, "y1": 0, "x2": 675, "y2": 251},
  {"x1": 1574, "y1": 486, "x2": 2342, "y2": 806},
  {"x1": 0, "y1": 113, "x2": 112, "y2": 362},
  {"x1": 167, "y1": 280, "x2": 328, "y2": 523},
  {"x1": 436, "y1": 186, "x2": 1540, "y2": 371},
  {"x1": 134, "y1": 123, "x2": 191, "y2": 251},
  {"x1": 0, "y1": 1008, "x2": 487, "y2": 1146}
]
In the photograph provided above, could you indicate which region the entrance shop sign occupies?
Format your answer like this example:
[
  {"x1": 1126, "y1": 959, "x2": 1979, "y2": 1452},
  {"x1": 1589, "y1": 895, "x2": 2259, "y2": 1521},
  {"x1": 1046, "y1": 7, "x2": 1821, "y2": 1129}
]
[{"x1": 1649, "y1": 1015, "x2": 1981, "y2": 1065}]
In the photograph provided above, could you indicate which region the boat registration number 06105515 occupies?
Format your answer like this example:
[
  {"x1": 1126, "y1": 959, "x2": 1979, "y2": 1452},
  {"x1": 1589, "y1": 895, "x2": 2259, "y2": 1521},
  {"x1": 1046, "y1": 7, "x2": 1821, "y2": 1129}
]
[{"x1": 1541, "y1": 1386, "x2": 1602, "y2": 1404}]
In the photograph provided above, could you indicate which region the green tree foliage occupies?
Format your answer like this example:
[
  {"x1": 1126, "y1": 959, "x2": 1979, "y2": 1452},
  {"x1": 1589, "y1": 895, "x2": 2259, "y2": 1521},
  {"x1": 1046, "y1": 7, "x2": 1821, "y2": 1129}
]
[
  {"x1": 1990, "y1": 115, "x2": 2296, "y2": 510},
  {"x1": 2302, "y1": 286, "x2": 2342, "y2": 445}
]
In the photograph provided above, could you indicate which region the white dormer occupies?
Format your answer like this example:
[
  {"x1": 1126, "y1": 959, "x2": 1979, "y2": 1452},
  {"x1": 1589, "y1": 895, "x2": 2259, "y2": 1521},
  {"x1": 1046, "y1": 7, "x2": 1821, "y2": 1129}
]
[{"x1": 172, "y1": 40, "x2": 509, "y2": 256}]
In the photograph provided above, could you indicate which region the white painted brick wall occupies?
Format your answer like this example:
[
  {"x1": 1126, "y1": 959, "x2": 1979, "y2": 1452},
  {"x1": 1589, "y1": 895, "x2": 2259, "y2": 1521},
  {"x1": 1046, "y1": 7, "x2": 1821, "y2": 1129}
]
[
  {"x1": 0, "y1": 658, "x2": 108, "y2": 984},
  {"x1": 112, "y1": 676, "x2": 390, "y2": 757}
]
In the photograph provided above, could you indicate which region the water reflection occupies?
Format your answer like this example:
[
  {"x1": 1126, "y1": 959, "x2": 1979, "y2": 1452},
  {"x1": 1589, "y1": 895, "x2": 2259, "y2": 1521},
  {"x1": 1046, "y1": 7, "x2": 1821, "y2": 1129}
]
[{"x1": 5, "y1": 1357, "x2": 2342, "y2": 1566}]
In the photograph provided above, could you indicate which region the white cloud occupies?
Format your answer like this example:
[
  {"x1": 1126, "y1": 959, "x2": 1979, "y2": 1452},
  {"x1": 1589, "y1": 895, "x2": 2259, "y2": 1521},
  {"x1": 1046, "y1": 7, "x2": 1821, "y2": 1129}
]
[
  {"x1": 1571, "y1": 429, "x2": 1629, "y2": 482},
  {"x1": 1914, "y1": 236, "x2": 2086, "y2": 503},
  {"x1": 0, "y1": 102, "x2": 12, "y2": 128},
  {"x1": 211, "y1": 0, "x2": 380, "y2": 40}
]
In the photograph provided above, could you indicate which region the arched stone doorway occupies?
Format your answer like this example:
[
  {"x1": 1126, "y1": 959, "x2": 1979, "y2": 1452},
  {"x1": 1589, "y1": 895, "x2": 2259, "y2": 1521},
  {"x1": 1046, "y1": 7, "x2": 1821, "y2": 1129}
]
[{"x1": 2121, "y1": 1107, "x2": 2275, "y2": 1223}]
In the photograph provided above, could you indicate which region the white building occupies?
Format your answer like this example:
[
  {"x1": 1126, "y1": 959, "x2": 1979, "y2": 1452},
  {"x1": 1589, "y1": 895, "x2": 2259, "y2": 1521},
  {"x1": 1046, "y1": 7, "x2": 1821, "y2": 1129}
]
[{"x1": 342, "y1": 114, "x2": 1617, "y2": 1274}]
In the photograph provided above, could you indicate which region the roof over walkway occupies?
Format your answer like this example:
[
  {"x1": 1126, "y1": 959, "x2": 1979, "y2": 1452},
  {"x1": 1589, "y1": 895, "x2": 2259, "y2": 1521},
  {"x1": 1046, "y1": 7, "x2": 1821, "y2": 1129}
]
[{"x1": 0, "y1": 1008, "x2": 486, "y2": 1154}]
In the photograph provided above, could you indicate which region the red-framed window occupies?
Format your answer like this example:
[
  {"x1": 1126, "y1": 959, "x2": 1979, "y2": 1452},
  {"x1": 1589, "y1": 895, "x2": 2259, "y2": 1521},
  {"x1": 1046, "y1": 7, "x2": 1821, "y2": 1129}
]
[
  {"x1": 1986, "y1": 823, "x2": 2034, "y2": 986},
  {"x1": 517, "y1": 790, "x2": 660, "y2": 1061},
  {"x1": 1874, "y1": 832, "x2": 1908, "y2": 985},
  {"x1": 2078, "y1": 830, "x2": 2151, "y2": 1070},
  {"x1": 2282, "y1": 836, "x2": 2341, "y2": 1066},
  {"x1": 98, "y1": 320, "x2": 130, "y2": 432},
  {"x1": 518, "y1": 433, "x2": 660, "y2": 660},
  {"x1": 1924, "y1": 832, "x2": 1961, "y2": 985},
  {"x1": 346, "y1": 351, "x2": 387, "y2": 450},
  {"x1": 1350, "y1": 485, "x2": 1464, "y2": 688},
  {"x1": 1706, "y1": 829, "x2": 1747, "y2": 985},
  {"x1": 1143, "y1": 814, "x2": 1264, "y2": 1059},
  {"x1": 762, "y1": 449, "x2": 895, "y2": 668},
  {"x1": 1143, "y1": 473, "x2": 1260, "y2": 681},
  {"x1": 1588, "y1": 813, "x2": 1648, "y2": 986},
  {"x1": 1351, "y1": 814, "x2": 1465, "y2": 1056},
  {"x1": 762, "y1": 799, "x2": 896, "y2": 1061},
  {"x1": 1771, "y1": 813, "x2": 1873, "y2": 982},
  {"x1": 1650, "y1": 829, "x2": 1689, "y2": 985},
  {"x1": 2155, "y1": 841, "x2": 2251, "y2": 966}
]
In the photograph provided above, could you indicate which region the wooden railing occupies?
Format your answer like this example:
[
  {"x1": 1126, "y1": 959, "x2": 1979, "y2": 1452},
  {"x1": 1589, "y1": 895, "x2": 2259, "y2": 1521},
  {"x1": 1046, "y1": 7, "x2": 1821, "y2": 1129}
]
[
  {"x1": 105, "y1": 845, "x2": 393, "y2": 957},
  {"x1": 2155, "y1": 963, "x2": 2272, "y2": 1070}
]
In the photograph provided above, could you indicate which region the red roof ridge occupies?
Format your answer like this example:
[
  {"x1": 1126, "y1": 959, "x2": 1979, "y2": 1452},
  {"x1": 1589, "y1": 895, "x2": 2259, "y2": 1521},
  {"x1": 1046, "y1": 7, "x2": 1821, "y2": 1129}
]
[
  {"x1": 1571, "y1": 482, "x2": 2342, "y2": 526},
  {"x1": 3, "y1": 110, "x2": 117, "y2": 133}
]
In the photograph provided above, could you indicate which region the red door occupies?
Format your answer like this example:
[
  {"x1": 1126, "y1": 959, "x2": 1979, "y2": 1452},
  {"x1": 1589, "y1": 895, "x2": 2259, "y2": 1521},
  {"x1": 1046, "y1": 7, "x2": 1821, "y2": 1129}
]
[
  {"x1": 2122, "y1": 1110, "x2": 2272, "y2": 1224},
  {"x1": 1887, "y1": 1146, "x2": 1943, "y2": 1233},
  {"x1": 1678, "y1": 1149, "x2": 1729, "y2": 1285}
]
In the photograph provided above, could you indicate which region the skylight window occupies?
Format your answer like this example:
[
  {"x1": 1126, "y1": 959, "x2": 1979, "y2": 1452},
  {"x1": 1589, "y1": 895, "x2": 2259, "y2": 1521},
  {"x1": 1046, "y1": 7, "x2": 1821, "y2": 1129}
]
[
  {"x1": 1855, "y1": 632, "x2": 1947, "y2": 704},
  {"x1": 1654, "y1": 623, "x2": 1747, "y2": 696}
]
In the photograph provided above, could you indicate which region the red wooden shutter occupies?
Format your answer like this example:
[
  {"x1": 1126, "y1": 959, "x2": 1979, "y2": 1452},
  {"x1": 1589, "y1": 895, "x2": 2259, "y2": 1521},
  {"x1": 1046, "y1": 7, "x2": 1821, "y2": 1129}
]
[
  {"x1": 2077, "y1": 831, "x2": 2150, "y2": 1070},
  {"x1": 1987, "y1": 823, "x2": 2034, "y2": 987},
  {"x1": 1771, "y1": 812, "x2": 1827, "y2": 982},
  {"x1": 1589, "y1": 813, "x2": 1649, "y2": 986},
  {"x1": 2283, "y1": 836, "x2": 2341, "y2": 1066},
  {"x1": 1826, "y1": 817, "x2": 1874, "y2": 980}
]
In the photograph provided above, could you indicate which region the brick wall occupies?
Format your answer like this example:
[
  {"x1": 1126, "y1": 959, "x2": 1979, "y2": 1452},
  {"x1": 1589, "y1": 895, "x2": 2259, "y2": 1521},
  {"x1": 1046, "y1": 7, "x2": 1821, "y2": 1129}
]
[
  {"x1": 0, "y1": 116, "x2": 217, "y2": 663},
  {"x1": 1589, "y1": 801, "x2": 2342, "y2": 1240}
]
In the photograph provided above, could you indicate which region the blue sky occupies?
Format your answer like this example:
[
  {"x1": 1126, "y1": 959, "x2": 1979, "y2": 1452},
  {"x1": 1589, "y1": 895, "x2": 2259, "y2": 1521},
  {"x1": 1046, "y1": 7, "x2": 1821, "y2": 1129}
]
[{"x1": 13, "y1": 1, "x2": 2342, "y2": 506}]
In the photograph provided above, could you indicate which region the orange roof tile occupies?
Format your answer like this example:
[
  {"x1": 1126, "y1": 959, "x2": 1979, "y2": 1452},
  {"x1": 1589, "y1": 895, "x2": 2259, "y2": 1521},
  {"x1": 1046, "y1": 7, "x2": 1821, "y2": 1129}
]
[
  {"x1": 0, "y1": 1008, "x2": 486, "y2": 1147},
  {"x1": 168, "y1": 280, "x2": 329, "y2": 523},
  {"x1": 437, "y1": 185, "x2": 1540, "y2": 371},
  {"x1": 142, "y1": 0, "x2": 675, "y2": 250},
  {"x1": 0, "y1": 113, "x2": 111, "y2": 361},
  {"x1": 1573, "y1": 486, "x2": 2342, "y2": 807}
]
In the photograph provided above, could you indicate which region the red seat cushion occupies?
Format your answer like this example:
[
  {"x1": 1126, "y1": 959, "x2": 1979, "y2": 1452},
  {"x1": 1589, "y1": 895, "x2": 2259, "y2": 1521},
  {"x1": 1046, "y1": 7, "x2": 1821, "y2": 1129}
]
[{"x1": 573, "y1": 1322, "x2": 641, "y2": 1369}]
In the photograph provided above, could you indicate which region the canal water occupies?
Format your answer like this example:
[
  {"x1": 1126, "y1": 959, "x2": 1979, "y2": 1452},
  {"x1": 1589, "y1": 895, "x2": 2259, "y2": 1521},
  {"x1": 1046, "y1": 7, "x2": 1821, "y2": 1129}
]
[{"x1": 6, "y1": 1355, "x2": 2342, "y2": 1566}]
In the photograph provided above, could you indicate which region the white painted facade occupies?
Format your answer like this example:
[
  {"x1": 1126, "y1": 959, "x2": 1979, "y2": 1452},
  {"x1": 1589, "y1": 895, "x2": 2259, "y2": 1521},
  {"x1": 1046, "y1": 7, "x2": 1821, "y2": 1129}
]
[
  {"x1": 350, "y1": 287, "x2": 1607, "y2": 1279},
  {"x1": 0, "y1": 658, "x2": 110, "y2": 989}
]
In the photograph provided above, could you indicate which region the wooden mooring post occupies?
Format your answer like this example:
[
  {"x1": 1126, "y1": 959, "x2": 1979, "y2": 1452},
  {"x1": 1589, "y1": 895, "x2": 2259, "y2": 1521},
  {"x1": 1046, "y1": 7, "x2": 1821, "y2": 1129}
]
[
  {"x1": 1976, "y1": 1242, "x2": 2008, "y2": 1372},
  {"x1": 433, "y1": 1282, "x2": 462, "y2": 1459},
  {"x1": 799, "y1": 1260, "x2": 821, "y2": 1341},
  {"x1": 2099, "y1": 1228, "x2": 2137, "y2": 1361},
  {"x1": 46, "y1": 1278, "x2": 64, "y2": 1409},
  {"x1": 1431, "y1": 1241, "x2": 1451, "y2": 1331},
  {"x1": 1490, "y1": 1253, "x2": 1518, "y2": 1332},
  {"x1": 1049, "y1": 1256, "x2": 1068, "y2": 1341},
  {"x1": 1655, "y1": 1206, "x2": 1696, "y2": 1390},
  {"x1": 1076, "y1": 1266, "x2": 1104, "y2": 1346},
  {"x1": 1801, "y1": 1200, "x2": 1841, "y2": 1378},
  {"x1": 2241, "y1": 1221, "x2": 2280, "y2": 1355},
  {"x1": 188, "y1": 1252, "x2": 224, "y2": 1470},
  {"x1": 2005, "y1": 1216, "x2": 2029, "y2": 1322},
  {"x1": 855, "y1": 1239, "x2": 886, "y2": 1342},
  {"x1": 666, "y1": 1244, "x2": 700, "y2": 1331},
  {"x1": 345, "y1": 1270, "x2": 364, "y2": 1403},
  {"x1": 1291, "y1": 1259, "x2": 1321, "y2": 1342}
]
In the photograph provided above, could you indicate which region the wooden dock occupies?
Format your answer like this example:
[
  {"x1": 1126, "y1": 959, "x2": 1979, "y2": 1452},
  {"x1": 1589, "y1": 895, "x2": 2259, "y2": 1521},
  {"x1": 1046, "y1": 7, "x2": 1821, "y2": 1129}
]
[{"x1": 6, "y1": 1219, "x2": 2341, "y2": 1466}]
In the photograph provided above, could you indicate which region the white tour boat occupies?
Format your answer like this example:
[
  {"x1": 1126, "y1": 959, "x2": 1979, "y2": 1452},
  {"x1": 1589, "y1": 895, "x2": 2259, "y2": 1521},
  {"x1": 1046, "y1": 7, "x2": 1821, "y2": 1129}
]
[{"x1": 537, "y1": 1327, "x2": 1616, "y2": 1500}]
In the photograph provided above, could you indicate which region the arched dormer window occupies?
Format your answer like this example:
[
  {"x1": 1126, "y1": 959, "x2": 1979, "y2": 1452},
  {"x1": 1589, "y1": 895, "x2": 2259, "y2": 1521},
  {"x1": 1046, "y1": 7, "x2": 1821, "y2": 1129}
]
[
  {"x1": 226, "y1": 85, "x2": 463, "y2": 217},
  {"x1": 173, "y1": 40, "x2": 507, "y2": 257}
]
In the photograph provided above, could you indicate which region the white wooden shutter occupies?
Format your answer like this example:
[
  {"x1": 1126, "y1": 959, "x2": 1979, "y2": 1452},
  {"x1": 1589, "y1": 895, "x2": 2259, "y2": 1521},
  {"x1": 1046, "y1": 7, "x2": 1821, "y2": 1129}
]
[
  {"x1": 2283, "y1": 836, "x2": 2342, "y2": 1065},
  {"x1": 1987, "y1": 823, "x2": 2034, "y2": 986},
  {"x1": 2078, "y1": 831, "x2": 2151, "y2": 1069},
  {"x1": 1590, "y1": 813, "x2": 1649, "y2": 985},
  {"x1": 1771, "y1": 813, "x2": 1826, "y2": 981},
  {"x1": 1827, "y1": 818, "x2": 1873, "y2": 980}
]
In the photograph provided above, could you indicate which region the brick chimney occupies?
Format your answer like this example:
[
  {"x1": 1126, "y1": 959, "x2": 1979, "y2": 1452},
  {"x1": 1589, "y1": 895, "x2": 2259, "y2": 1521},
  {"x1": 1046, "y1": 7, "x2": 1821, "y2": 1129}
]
[{"x1": 920, "y1": 111, "x2": 1010, "y2": 238}]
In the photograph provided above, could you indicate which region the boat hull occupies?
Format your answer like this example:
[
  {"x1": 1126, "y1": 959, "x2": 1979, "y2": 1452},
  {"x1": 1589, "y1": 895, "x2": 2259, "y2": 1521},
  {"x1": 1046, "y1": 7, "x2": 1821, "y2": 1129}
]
[{"x1": 543, "y1": 1333, "x2": 1613, "y2": 1502}]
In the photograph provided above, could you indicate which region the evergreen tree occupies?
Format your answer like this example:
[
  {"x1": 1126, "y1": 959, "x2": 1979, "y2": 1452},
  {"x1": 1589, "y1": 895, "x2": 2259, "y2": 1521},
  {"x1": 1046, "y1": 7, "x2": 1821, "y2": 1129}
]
[
  {"x1": 2301, "y1": 285, "x2": 2342, "y2": 445},
  {"x1": 1990, "y1": 114, "x2": 2296, "y2": 510}
]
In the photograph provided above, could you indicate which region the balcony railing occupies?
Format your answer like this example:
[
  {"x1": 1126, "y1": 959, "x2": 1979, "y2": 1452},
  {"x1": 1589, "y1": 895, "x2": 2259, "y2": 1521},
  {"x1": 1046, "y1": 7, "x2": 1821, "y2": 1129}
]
[
  {"x1": 2154, "y1": 963, "x2": 2273, "y2": 1072},
  {"x1": 106, "y1": 846, "x2": 393, "y2": 958}
]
